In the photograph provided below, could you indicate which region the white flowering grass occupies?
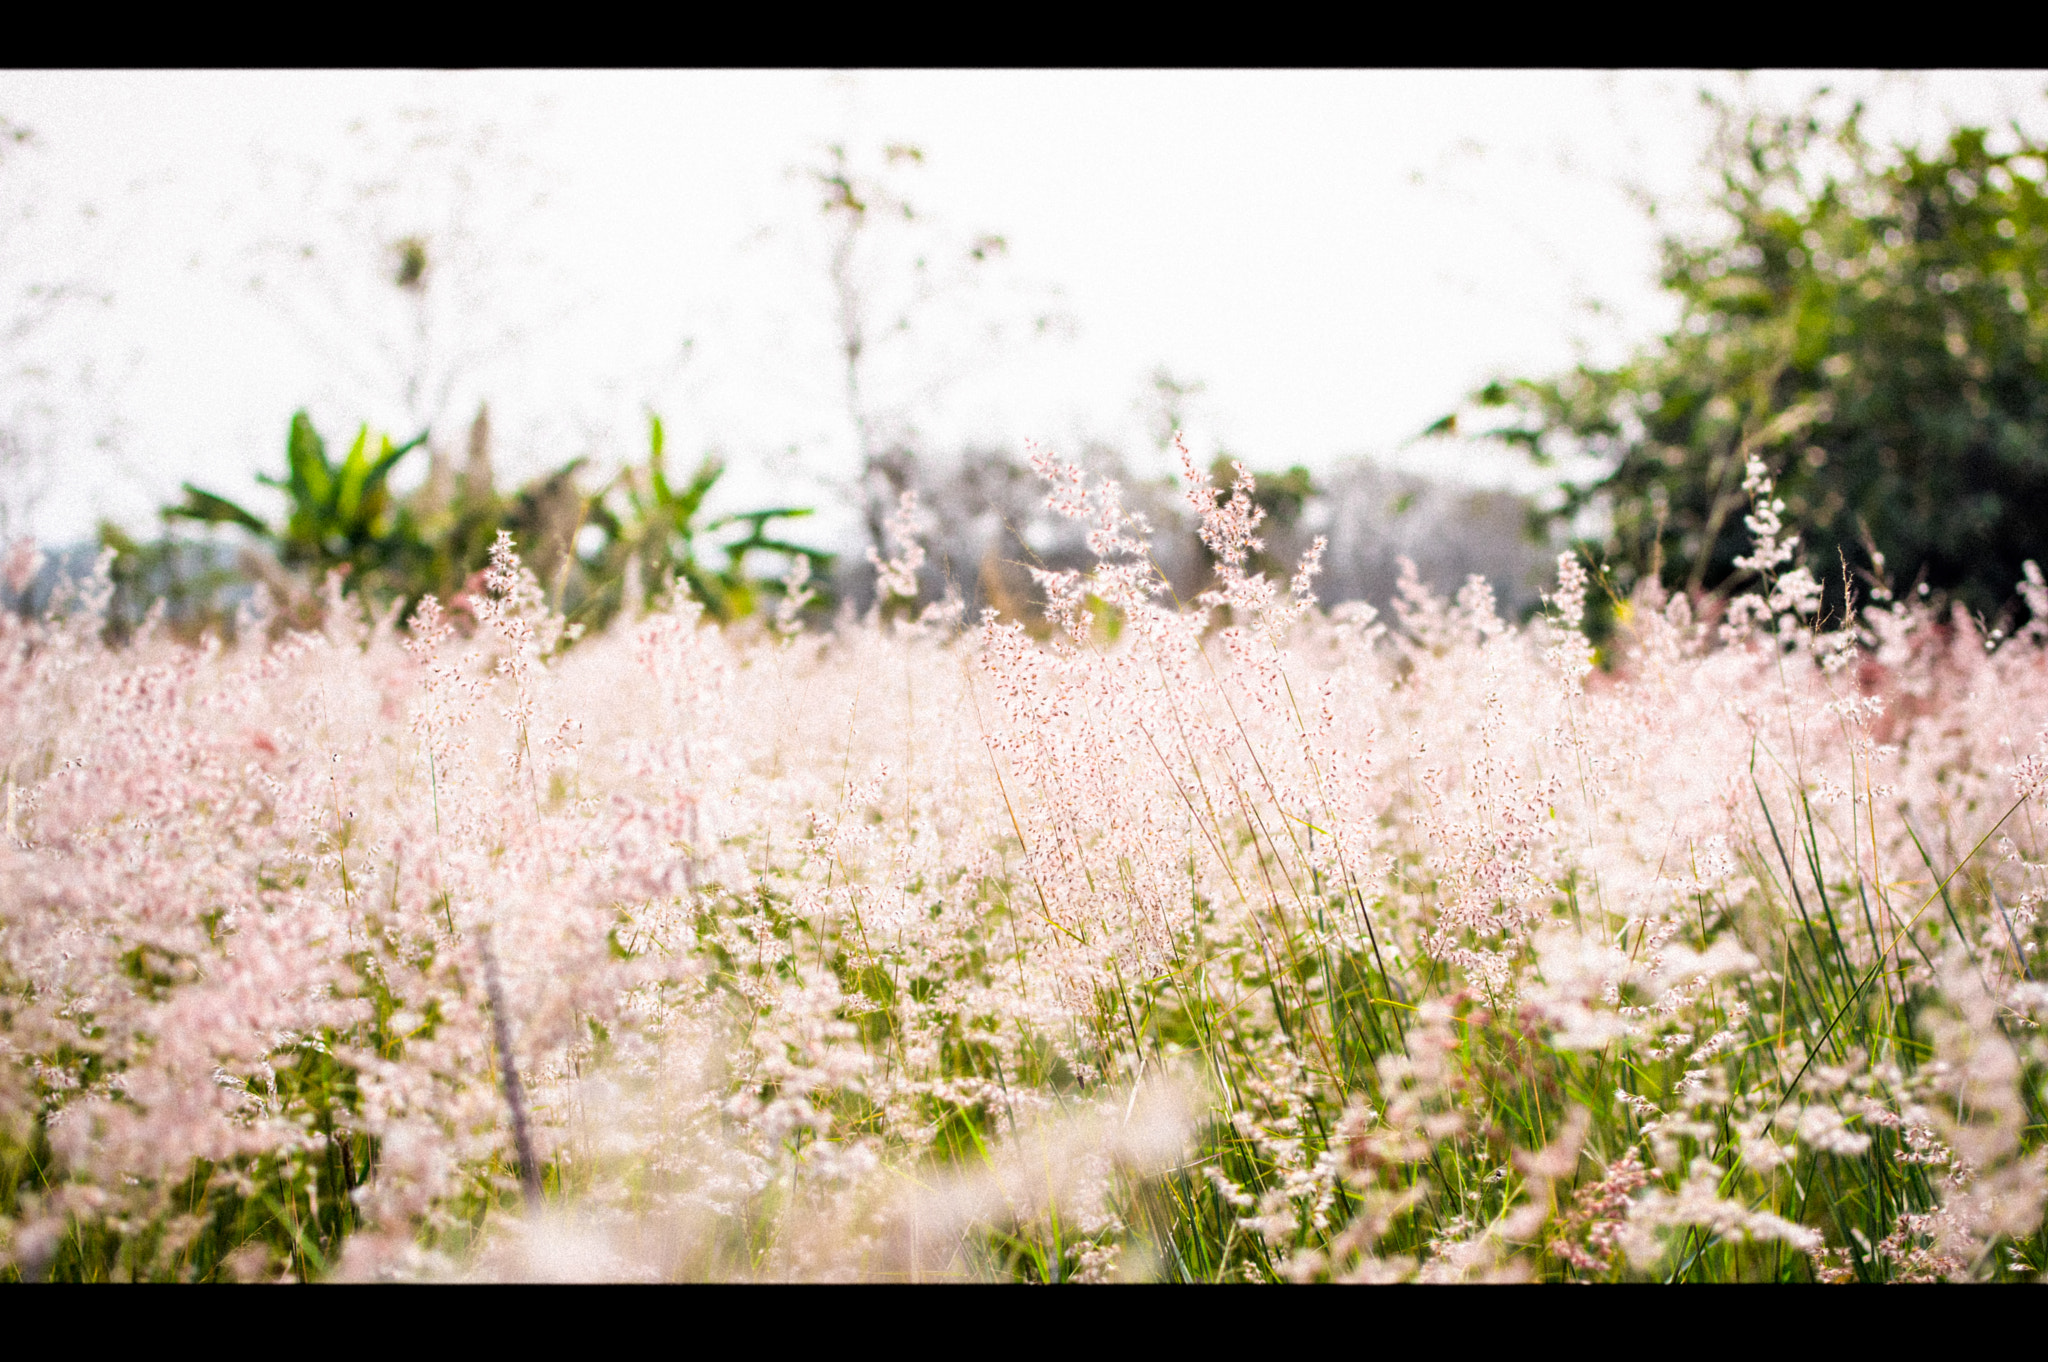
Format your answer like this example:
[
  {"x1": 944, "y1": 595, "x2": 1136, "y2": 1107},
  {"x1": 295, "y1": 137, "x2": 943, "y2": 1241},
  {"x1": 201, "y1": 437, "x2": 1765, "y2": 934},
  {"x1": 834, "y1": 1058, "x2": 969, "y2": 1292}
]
[{"x1": 2, "y1": 446, "x2": 2046, "y2": 1282}]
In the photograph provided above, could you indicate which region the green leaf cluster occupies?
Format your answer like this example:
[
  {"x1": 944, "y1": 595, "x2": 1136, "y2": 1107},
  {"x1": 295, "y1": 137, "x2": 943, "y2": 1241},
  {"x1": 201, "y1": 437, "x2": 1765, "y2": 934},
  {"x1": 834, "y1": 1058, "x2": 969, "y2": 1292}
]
[
  {"x1": 589, "y1": 414, "x2": 836, "y2": 623},
  {"x1": 101, "y1": 408, "x2": 833, "y2": 642},
  {"x1": 1464, "y1": 95, "x2": 2048, "y2": 624},
  {"x1": 167, "y1": 412, "x2": 430, "y2": 597}
]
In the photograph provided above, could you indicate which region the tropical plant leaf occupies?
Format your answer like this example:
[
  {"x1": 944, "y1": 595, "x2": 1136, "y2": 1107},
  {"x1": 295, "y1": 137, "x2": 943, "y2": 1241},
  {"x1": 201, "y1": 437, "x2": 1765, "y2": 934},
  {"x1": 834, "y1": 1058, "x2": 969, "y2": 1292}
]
[
  {"x1": 284, "y1": 410, "x2": 332, "y2": 510},
  {"x1": 166, "y1": 485, "x2": 272, "y2": 537}
]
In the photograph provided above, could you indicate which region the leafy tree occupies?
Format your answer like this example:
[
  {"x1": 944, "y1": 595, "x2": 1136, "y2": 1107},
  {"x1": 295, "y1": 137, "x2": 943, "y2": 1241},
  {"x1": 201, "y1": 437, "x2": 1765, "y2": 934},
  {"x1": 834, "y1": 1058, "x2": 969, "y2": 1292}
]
[{"x1": 1455, "y1": 93, "x2": 2048, "y2": 626}]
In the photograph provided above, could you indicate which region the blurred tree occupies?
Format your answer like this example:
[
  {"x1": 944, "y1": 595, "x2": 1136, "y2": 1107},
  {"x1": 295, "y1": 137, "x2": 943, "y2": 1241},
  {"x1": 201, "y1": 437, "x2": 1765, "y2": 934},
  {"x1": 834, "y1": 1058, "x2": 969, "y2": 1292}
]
[
  {"x1": 816, "y1": 142, "x2": 960, "y2": 556},
  {"x1": 1207, "y1": 453, "x2": 1316, "y2": 584},
  {"x1": 1453, "y1": 91, "x2": 2048, "y2": 625},
  {"x1": 93, "y1": 529, "x2": 248, "y2": 644},
  {"x1": 805, "y1": 140, "x2": 1071, "y2": 571},
  {"x1": 242, "y1": 100, "x2": 567, "y2": 463},
  {"x1": 1144, "y1": 367, "x2": 1207, "y2": 454},
  {"x1": 0, "y1": 114, "x2": 116, "y2": 547}
]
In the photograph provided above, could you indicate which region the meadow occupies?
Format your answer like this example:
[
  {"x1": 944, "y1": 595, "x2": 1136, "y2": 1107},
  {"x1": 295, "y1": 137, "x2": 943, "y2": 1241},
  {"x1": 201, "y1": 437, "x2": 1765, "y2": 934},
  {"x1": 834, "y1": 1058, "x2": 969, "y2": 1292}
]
[{"x1": 1, "y1": 443, "x2": 2044, "y2": 1282}]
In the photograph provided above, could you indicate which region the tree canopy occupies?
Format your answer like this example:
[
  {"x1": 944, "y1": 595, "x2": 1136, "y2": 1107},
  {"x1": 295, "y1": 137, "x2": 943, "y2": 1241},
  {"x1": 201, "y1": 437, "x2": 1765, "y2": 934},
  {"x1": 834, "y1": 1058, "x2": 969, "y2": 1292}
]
[{"x1": 1461, "y1": 94, "x2": 2048, "y2": 627}]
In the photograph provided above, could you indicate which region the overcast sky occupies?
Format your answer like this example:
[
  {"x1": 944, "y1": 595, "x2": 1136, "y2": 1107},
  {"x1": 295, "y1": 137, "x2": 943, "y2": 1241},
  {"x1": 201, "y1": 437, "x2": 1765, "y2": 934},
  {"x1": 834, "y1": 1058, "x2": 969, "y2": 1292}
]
[{"x1": 4, "y1": 69, "x2": 2046, "y2": 549}]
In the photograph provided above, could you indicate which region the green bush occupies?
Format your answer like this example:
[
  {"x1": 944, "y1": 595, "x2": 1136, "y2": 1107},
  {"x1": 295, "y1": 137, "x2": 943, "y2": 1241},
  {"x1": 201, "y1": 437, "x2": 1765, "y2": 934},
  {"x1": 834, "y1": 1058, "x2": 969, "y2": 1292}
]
[
  {"x1": 101, "y1": 408, "x2": 833, "y2": 643},
  {"x1": 1459, "y1": 94, "x2": 2048, "y2": 629}
]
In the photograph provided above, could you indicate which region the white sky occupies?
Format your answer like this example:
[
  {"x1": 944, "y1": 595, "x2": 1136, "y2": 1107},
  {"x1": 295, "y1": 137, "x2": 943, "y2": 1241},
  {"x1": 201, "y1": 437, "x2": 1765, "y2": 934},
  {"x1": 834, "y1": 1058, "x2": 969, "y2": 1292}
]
[{"x1": 4, "y1": 69, "x2": 2046, "y2": 549}]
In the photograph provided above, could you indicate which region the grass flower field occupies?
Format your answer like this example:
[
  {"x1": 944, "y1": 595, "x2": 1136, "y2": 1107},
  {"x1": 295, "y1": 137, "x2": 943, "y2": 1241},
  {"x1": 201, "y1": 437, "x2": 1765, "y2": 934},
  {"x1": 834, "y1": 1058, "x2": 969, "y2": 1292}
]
[{"x1": 2, "y1": 444, "x2": 2045, "y2": 1282}]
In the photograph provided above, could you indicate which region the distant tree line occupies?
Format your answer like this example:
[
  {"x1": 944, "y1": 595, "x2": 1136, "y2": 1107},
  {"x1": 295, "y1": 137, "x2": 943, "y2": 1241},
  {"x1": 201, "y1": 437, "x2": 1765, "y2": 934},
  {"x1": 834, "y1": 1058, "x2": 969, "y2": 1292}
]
[{"x1": 57, "y1": 410, "x2": 1553, "y2": 649}]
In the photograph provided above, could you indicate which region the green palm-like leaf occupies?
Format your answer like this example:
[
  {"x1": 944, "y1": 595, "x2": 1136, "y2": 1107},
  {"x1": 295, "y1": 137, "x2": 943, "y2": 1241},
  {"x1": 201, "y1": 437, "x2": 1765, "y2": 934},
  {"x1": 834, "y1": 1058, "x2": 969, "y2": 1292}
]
[
  {"x1": 345, "y1": 429, "x2": 427, "y2": 537},
  {"x1": 645, "y1": 414, "x2": 672, "y2": 511},
  {"x1": 670, "y1": 457, "x2": 724, "y2": 530},
  {"x1": 284, "y1": 410, "x2": 332, "y2": 510},
  {"x1": 332, "y1": 425, "x2": 376, "y2": 526},
  {"x1": 604, "y1": 411, "x2": 831, "y2": 624},
  {"x1": 746, "y1": 539, "x2": 835, "y2": 564},
  {"x1": 707, "y1": 506, "x2": 816, "y2": 532},
  {"x1": 166, "y1": 485, "x2": 272, "y2": 537}
]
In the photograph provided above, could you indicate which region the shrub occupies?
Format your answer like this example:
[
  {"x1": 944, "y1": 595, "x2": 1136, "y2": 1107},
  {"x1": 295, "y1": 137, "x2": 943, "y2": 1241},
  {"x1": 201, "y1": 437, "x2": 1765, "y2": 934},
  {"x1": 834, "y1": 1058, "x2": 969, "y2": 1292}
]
[{"x1": 1461, "y1": 95, "x2": 2048, "y2": 633}]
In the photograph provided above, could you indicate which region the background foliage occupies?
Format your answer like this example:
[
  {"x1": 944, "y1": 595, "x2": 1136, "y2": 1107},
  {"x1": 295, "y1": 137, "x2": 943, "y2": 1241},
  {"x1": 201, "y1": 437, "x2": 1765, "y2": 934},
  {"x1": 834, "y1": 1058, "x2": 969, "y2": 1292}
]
[
  {"x1": 1462, "y1": 95, "x2": 2048, "y2": 631},
  {"x1": 95, "y1": 407, "x2": 834, "y2": 643}
]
